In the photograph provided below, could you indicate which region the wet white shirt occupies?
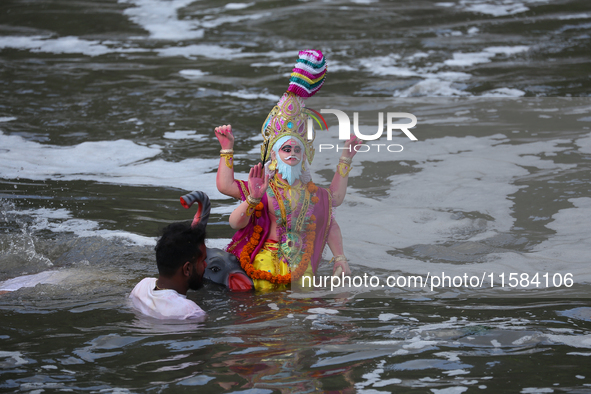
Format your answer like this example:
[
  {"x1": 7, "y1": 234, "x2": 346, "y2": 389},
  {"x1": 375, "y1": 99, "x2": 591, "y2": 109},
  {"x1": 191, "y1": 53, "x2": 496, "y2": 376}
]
[{"x1": 129, "y1": 278, "x2": 206, "y2": 320}]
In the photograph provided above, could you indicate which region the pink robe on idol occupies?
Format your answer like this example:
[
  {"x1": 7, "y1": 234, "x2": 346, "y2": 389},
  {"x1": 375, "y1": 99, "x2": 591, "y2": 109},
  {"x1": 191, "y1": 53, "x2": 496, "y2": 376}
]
[{"x1": 225, "y1": 179, "x2": 332, "y2": 276}]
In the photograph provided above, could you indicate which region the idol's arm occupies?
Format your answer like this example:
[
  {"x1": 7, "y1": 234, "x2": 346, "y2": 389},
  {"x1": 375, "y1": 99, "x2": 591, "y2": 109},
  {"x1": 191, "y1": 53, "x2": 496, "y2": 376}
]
[
  {"x1": 329, "y1": 135, "x2": 362, "y2": 207},
  {"x1": 229, "y1": 163, "x2": 268, "y2": 230},
  {"x1": 215, "y1": 124, "x2": 242, "y2": 199},
  {"x1": 229, "y1": 200, "x2": 251, "y2": 230},
  {"x1": 326, "y1": 220, "x2": 352, "y2": 276}
]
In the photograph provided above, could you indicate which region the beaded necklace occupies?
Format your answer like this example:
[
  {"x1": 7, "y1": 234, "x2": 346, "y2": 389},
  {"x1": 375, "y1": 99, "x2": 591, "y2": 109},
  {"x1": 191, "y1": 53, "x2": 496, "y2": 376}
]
[
  {"x1": 268, "y1": 177, "x2": 317, "y2": 270},
  {"x1": 238, "y1": 178, "x2": 318, "y2": 284}
]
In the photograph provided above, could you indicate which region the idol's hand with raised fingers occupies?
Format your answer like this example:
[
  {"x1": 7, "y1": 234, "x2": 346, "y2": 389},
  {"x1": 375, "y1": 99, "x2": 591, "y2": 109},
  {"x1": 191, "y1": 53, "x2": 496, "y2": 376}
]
[
  {"x1": 340, "y1": 134, "x2": 363, "y2": 160},
  {"x1": 214, "y1": 124, "x2": 234, "y2": 150},
  {"x1": 247, "y1": 163, "x2": 269, "y2": 200}
]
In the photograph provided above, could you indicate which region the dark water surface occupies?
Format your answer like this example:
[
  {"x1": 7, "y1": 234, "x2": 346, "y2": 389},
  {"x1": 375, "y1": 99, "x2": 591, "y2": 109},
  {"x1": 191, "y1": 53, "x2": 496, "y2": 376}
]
[{"x1": 1, "y1": 0, "x2": 591, "y2": 392}]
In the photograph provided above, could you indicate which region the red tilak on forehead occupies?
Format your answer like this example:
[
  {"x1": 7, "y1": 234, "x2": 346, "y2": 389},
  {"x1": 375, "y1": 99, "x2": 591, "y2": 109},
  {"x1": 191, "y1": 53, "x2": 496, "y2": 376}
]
[{"x1": 281, "y1": 139, "x2": 300, "y2": 148}]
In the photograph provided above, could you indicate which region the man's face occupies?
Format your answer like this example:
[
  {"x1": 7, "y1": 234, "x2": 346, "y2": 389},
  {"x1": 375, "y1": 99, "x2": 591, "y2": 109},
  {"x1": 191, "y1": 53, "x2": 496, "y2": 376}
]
[
  {"x1": 277, "y1": 139, "x2": 302, "y2": 167},
  {"x1": 188, "y1": 244, "x2": 207, "y2": 291}
]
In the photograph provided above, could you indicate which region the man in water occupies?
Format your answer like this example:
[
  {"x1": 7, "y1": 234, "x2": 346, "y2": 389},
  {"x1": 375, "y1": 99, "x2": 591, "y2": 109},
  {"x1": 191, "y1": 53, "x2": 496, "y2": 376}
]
[{"x1": 129, "y1": 222, "x2": 207, "y2": 320}]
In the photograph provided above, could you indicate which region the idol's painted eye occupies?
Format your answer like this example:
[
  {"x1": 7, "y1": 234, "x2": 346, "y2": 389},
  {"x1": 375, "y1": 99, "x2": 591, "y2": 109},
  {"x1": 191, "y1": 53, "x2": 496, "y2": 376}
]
[
  {"x1": 294, "y1": 146, "x2": 301, "y2": 154},
  {"x1": 209, "y1": 266, "x2": 221, "y2": 273},
  {"x1": 281, "y1": 145, "x2": 292, "y2": 153}
]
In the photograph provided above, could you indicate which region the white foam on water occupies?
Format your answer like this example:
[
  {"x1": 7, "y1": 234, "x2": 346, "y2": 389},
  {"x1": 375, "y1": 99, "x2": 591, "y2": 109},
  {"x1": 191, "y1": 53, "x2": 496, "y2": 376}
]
[
  {"x1": 457, "y1": 0, "x2": 548, "y2": 17},
  {"x1": 0, "y1": 117, "x2": 17, "y2": 122},
  {"x1": 360, "y1": 43, "x2": 527, "y2": 96},
  {"x1": 308, "y1": 307, "x2": 339, "y2": 314},
  {"x1": 9, "y1": 206, "x2": 157, "y2": 246},
  {"x1": 206, "y1": 238, "x2": 233, "y2": 249},
  {"x1": 163, "y1": 130, "x2": 207, "y2": 140},
  {"x1": 355, "y1": 360, "x2": 387, "y2": 391},
  {"x1": 378, "y1": 313, "x2": 399, "y2": 321},
  {"x1": 0, "y1": 270, "x2": 78, "y2": 292},
  {"x1": 395, "y1": 79, "x2": 470, "y2": 97},
  {"x1": 420, "y1": 377, "x2": 441, "y2": 382},
  {"x1": 225, "y1": 3, "x2": 254, "y2": 10},
  {"x1": 444, "y1": 46, "x2": 529, "y2": 67},
  {"x1": 403, "y1": 337, "x2": 439, "y2": 350},
  {"x1": 326, "y1": 60, "x2": 357, "y2": 72},
  {"x1": 359, "y1": 54, "x2": 473, "y2": 96},
  {"x1": 361, "y1": 54, "x2": 416, "y2": 77},
  {"x1": 224, "y1": 90, "x2": 280, "y2": 101},
  {"x1": 575, "y1": 131, "x2": 591, "y2": 154},
  {"x1": 0, "y1": 131, "x2": 223, "y2": 199},
  {"x1": 119, "y1": 0, "x2": 204, "y2": 40},
  {"x1": 157, "y1": 44, "x2": 244, "y2": 59},
  {"x1": 521, "y1": 388, "x2": 553, "y2": 393},
  {"x1": 443, "y1": 369, "x2": 469, "y2": 376},
  {"x1": 559, "y1": 13, "x2": 591, "y2": 20},
  {"x1": 179, "y1": 69, "x2": 209, "y2": 79},
  {"x1": 158, "y1": 45, "x2": 295, "y2": 60},
  {"x1": 435, "y1": 352, "x2": 461, "y2": 361},
  {"x1": 0, "y1": 351, "x2": 28, "y2": 366},
  {"x1": 0, "y1": 36, "x2": 146, "y2": 57},
  {"x1": 480, "y1": 88, "x2": 526, "y2": 97},
  {"x1": 373, "y1": 378, "x2": 403, "y2": 387},
  {"x1": 121, "y1": 117, "x2": 144, "y2": 126}
]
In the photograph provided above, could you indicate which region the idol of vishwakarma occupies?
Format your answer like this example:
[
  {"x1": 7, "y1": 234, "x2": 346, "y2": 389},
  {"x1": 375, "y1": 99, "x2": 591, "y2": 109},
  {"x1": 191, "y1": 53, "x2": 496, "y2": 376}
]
[{"x1": 214, "y1": 50, "x2": 361, "y2": 291}]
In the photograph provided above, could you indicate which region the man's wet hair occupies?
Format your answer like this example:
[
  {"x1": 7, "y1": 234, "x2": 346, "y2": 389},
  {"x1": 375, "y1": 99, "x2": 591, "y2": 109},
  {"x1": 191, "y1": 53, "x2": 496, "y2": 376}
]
[{"x1": 155, "y1": 222, "x2": 206, "y2": 277}]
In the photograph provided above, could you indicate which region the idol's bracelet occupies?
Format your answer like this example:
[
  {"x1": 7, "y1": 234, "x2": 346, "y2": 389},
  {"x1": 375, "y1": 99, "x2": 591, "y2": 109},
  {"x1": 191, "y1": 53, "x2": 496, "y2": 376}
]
[
  {"x1": 220, "y1": 150, "x2": 234, "y2": 169},
  {"x1": 337, "y1": 161, "x2": 352, "y2": 178},
  {"x1": 339, "y1": 156, "x2": 353, "y2": 165},
  {"x1": 246, "y1": 195, "x2": 261, "y2": 216}
]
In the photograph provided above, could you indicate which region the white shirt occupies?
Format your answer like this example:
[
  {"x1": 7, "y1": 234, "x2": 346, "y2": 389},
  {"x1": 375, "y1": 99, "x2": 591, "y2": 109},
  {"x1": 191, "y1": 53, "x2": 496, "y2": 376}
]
[{"x1": 129, "y1": 278, "x2": 206, "y2": 320}]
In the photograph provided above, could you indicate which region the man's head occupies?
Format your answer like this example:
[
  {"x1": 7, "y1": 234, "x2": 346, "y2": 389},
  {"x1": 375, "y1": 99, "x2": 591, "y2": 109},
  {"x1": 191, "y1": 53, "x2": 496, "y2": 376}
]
[
  {"x1": 155, "y1": 222, "x2": 207, "y2": 291},
  {"x1": 272, "y1": 136, "x2": 305, "y2": 185}
]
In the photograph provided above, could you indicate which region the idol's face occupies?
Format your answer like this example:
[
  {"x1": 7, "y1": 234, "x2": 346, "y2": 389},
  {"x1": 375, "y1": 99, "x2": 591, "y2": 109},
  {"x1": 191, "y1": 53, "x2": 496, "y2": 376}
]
[{"x1": 277, "y1": 139, "x2": 303, "y2": 167}]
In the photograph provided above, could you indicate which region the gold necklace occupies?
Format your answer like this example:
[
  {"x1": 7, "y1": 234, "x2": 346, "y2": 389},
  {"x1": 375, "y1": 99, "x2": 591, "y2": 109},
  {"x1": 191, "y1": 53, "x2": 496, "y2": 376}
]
[
  {"x1": 274, "y1": 177, "x2": 304, "y2": 190},
  {"x1": 154, "y1": 281, "x2": 167, "y2": 291}
]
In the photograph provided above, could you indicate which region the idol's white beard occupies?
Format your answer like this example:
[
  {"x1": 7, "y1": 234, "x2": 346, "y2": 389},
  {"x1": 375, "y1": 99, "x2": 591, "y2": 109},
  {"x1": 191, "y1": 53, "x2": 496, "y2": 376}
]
[
  {"x1": 265, "y1": 158, "x2": 311, "y2": 185},
  {"x1": 276, "y1": 157, "x2": 302, "y2": 185}
]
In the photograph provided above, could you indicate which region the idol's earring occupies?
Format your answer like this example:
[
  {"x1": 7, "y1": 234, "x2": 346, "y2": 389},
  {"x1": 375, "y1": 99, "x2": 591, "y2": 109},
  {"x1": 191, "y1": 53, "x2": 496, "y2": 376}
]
[
  {"x1": 269, "y1": 159, "x2": 277, "y2": 171},
  {"x1": 301, "y1": 161, "x2": 306, "y2": 172}
]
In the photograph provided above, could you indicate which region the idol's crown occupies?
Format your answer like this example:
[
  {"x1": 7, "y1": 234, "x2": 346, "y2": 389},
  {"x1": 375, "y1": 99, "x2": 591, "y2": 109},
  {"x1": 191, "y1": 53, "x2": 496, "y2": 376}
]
[{"x1": 260, "y1": 50, "x2": 327, "y2": 165}]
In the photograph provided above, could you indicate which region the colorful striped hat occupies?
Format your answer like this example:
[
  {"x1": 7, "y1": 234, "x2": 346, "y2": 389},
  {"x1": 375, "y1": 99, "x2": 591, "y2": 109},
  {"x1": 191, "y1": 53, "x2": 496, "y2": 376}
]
[
  {"x1": 287, "y1": 49, "x2": 327, "y2": 98},
  {"x1": 260, "y1": 50, "x2": 327, "y2": 165}
]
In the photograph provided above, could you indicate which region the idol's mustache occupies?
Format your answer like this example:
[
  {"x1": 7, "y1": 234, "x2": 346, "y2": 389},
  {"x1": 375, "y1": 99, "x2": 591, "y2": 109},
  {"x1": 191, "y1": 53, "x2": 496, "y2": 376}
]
[{"x1": 283, "y1": 156, "x2": 300, "y2": 161}]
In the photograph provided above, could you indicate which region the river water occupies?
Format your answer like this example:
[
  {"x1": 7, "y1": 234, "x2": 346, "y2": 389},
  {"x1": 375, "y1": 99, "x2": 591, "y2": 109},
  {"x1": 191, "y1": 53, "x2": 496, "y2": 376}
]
[{"x1": 1, "y1": 0, "x2": 591, "y2": 392}]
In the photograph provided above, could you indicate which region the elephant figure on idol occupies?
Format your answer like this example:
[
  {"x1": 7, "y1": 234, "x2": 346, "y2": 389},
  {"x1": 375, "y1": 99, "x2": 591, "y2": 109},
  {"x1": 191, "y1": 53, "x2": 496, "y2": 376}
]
[{"x1": 180, "y1": 191, "x2": 253, "y2": 291}]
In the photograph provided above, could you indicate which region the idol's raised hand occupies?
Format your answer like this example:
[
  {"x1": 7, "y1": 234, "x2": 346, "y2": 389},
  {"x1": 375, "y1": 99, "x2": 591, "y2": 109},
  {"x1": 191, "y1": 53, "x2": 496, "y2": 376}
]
[
  {"x1": 214, "y1": 124, "x2": 234, "y2": 150},
  {"x1": 341, "y1": 134, "x2": 363, "y2": 159},
  {"x1": 247, "y1": 163, "x2": 269, "y2": 200}
]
